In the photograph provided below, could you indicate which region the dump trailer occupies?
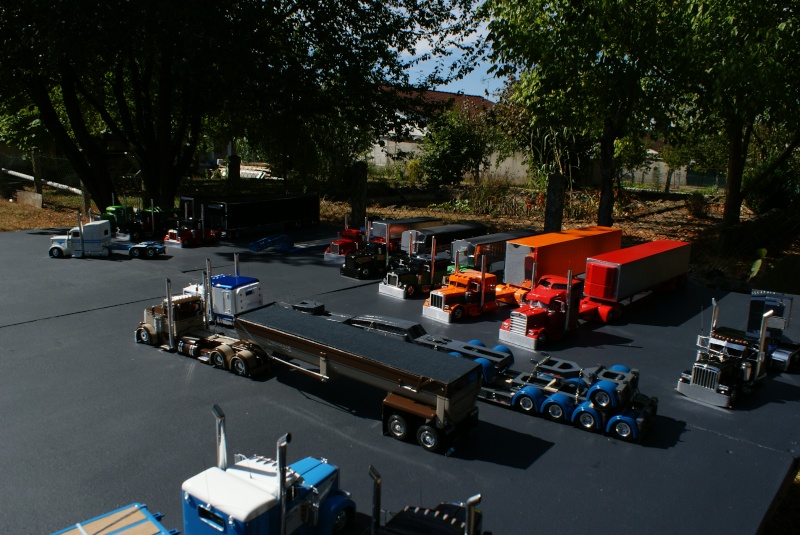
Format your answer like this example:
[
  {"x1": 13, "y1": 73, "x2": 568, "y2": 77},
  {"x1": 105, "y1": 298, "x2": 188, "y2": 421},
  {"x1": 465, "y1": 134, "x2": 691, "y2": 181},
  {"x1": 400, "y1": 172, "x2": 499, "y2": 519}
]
[
  {"x1": 479, "y1": 355, "x2": 658, "y2": 442},
  {"x1": 399, "y1": 222, "x2": 488, "y2": 255},
  {"x1": 233, "y1": 303, "x2": 482, "y2": 452},
  {"x1": 502, "y1": 226, "x2": 621, "y2": 296},
  {"x1": 180, "y1": 194, "x2": 320, "y2": 239},
  {"x1": 450, "y1": 228, "x2": 539, "y2": 274}
]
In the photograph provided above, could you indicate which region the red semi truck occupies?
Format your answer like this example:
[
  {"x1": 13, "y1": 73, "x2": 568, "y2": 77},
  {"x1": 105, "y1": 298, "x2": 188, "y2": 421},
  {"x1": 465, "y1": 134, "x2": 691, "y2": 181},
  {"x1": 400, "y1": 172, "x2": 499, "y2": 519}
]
[{"x1": 499, "y1": 240, "x2": 691, "y2": 350}]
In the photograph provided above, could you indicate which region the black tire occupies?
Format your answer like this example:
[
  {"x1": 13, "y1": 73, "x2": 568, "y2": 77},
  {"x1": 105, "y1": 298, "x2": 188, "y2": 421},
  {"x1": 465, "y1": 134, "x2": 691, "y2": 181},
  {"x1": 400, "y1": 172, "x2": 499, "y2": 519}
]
[
  {"x1": 452, "y1": 306, "x2": 464, "y2": 321},
  {"x1": 576, "y1": 411, "x2": 597, "y2": 431},
  {"x1": 405, "y1": 285, "x2": 415, "y2": 298},
  {"x1": 360, "y1": 266, "x2": 370, "y2": 278},
  {"x1": 145, "y1": 247, "x2": 156, "y2": 258},
  {"x1": 545, "y1": 403, "x2": 566, "y2": 422},
  {"x1": 416, "y1": 424, "x2": 441, "y2": 452},
  {"x1": 516, "y1": 394, "x2": 536, "y2": 413},
  {"x1": 591, "y1": 389, "x2": 613, "y2": 408},
  {"x1": 387, "y1": 414, "x2": 409, "y2": 440},
  {"x1": 211, "y1": 351, "x2": 226, "y2": 369},
  {"x1": 49, "y1": 247, "x2": 63, "y2": 258},
  {"x1": 137, "y1": 328, "x2": 153, "y2": 345},
  {"x1": 332, "y1": 508, "x2": 352, "y2": 533},
  {"x1": 611, "y1": 420, "x2": 634, "y2": 441},
  {"x1": 231, "y1": 357, "x2": 248, "y2": 376},
  {"x1": 538, "y1": 331, "x2": 548, "y2": 346},
  {"x1": 130, "y1": 248, "x2": 141, "y2": 258}
]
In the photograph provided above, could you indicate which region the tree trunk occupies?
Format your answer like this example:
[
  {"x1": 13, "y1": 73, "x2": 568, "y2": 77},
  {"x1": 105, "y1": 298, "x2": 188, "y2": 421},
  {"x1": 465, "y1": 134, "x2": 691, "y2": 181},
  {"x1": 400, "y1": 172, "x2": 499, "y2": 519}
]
[
  {"x1": 664, "y1": 168, "x2": 673, "y2": 194},
  {"x1": 597, "y1": 121, "x2": 617, "y2": 227},
  {"x1": 722, "y1": 121, "x2": 752, "y2": 228},
  {"x1": 544, "y1": 172, "x2": 566, "y2": 232}
]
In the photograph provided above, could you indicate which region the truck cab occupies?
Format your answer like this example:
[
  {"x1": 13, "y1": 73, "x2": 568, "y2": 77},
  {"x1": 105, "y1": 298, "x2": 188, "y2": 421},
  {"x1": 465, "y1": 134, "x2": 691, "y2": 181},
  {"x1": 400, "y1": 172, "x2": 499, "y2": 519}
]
[
  {"x1": 499, "y1": 275, "x2": 583, "y2": 350},
  {"x1": 423, "y1": 271, "x2": 500, "y2": 323},
  {"x1": 49, "y1": 219, "x2": 113, "y2": 258},
  {"x1": 324, "y1": 228, "x2": 367, "y2": 264}
]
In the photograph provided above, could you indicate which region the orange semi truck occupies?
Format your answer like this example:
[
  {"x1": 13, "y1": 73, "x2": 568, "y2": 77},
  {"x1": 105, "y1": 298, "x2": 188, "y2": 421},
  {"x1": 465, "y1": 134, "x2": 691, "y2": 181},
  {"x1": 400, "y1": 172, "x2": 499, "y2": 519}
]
[{"x1": 422, "y1": 226, "x2": 623, "y2": 324}]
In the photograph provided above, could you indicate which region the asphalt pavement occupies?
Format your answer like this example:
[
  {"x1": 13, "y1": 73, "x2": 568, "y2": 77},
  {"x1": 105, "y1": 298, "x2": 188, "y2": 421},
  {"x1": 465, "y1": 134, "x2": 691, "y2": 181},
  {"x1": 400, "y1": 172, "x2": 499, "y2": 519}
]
[{"x1": 1, "y1": 226, "x2": 798, "y2": 534}]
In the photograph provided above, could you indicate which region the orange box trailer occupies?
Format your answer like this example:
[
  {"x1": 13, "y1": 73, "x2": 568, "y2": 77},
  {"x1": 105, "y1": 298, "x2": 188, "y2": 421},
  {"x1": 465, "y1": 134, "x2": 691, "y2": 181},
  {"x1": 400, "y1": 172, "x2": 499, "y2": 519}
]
[{"x1": 502, "y1": 226, "x2": 622, "y2": 288}]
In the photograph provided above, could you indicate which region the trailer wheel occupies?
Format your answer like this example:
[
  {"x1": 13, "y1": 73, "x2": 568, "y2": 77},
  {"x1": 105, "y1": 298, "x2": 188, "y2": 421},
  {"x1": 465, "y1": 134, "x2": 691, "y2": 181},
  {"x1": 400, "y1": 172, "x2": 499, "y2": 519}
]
[
  {"x1": 145, "y1": 247, "x2": 156, "y2": 258},
  {"x1": 387, "y1": 414, "x2": 409, "y2": 440},
  {"x1": 231, "y1": 357, "x2": 248, "y2": 376},
  {"x1": 611, "y1": 420, "x2": 634, "y2": 441},
  {"x1": 516, "y1": 394, "x2": 536, "y2": 413},
  {"x1": 49, "y1": 247, "x2": 63, "y2": 258},
  {"x1": 545, "y1": 403, "x2": 566, "y2": 422},
  {"x1": 405, "y1": 285, "x2": 415, "y2": 298},
  {"x1": 591, "y1": 389, "x2": 612, "y2": 408},
  {"x1": 130, "y1": 247, "x2": 141, "y2": 258},
  {"x1": 137, "y1": 328, "x2": 153, "y2": 345},
  {"x1": 451, "y1": 306, "x2": 464, "y2": 321},
  {"x1": 576, "y1": 412, "x2": 597, "y2": 431},
  {"x1": 210, "y1": 351, "x2": 226, "y2": 369},
  {"x1": 416, "y1": 425, "x2": 441, "y2": 452}
]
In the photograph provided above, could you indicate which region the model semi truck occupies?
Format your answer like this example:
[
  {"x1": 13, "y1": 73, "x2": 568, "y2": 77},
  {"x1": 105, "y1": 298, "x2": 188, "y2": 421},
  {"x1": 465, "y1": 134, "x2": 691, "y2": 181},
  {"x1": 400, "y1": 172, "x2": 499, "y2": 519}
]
[
  {"x1": 500, "y1": 226, "x2": 622, "y2": 303},
  {"x1": 49, "y1": 218, "x2": 166, "y2": 259},
  {"x1": 53, "y1": 405, "x2": 356, "y2": 535},
  {"x1": 341, "y1": 222, "x2": 482, "y2": 280},
  {"x1": 500, "y1": 240, "x2": 691, "y2": 350},
  {"x1": 450, "y1": 228, "x2": 539, "y2": 274},
  {"x1": 324, "y1": 216, "x2": 443, "y2": 264},
  {"x1": 378, "y1": 253, "x2": 452, "y2": 299},
  {"x1": 677, "y1": 292, "x2": 798, "y2": 408},
  {"x1": 136, "y1": 272, "x2": 482, "y2": 453}
]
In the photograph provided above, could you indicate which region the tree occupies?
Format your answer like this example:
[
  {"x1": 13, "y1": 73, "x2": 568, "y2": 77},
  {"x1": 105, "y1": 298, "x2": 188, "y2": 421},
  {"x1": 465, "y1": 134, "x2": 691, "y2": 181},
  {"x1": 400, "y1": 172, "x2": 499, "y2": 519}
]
[
  {"x1": 0, "y1": 0, "x2": 482, "y2": 211},
  {"x1": 419, "y1": 104, "x2": 497, "y2": 187},
  {"x1": 681, "y1": 0, "x2": 800, "y2": 227},
  {"x1": 483, "y1": 0, "x2": 681, "y2": 227}
]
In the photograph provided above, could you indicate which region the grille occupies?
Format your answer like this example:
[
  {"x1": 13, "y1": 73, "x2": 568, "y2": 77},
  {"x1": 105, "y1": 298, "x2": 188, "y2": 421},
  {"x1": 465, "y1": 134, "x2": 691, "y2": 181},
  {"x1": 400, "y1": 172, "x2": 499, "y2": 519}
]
[
  {"x1": 430, "y1": 293, "x2": 444, "y2": 309},
  {"x1": 508, "y1": 312, "x2": 528, "y2": 334},
  {"x1": 331, "y1": 243, "x2": 340, "y2": 255},
  {"x1": 386, "y1": 273, "x2": 398, "y2": 286},
  {"x1": 691, "y1": 365, "x2": 719, "y2": 390}
]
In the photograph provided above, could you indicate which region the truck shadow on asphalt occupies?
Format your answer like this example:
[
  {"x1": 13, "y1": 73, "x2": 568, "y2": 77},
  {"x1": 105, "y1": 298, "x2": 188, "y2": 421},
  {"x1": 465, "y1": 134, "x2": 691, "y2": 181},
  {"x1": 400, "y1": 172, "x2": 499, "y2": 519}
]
[{"x1": 264, "y1": 368, "x2": 553, "y2": 469}]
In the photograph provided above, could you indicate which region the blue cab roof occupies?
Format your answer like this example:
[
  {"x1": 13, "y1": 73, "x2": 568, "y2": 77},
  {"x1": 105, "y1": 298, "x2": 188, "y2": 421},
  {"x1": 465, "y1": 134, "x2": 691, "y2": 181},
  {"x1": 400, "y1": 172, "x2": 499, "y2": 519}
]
[{"x1": 211, "y1": 274, "x2": 260, "y2": 290}]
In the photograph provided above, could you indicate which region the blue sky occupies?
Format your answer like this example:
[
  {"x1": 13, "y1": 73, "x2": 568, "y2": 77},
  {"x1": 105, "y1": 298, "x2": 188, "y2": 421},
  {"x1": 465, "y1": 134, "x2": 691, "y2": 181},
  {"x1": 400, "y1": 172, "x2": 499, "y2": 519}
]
[{"x1": 433, "y1": 61, "x2": 505, "y2": 100}]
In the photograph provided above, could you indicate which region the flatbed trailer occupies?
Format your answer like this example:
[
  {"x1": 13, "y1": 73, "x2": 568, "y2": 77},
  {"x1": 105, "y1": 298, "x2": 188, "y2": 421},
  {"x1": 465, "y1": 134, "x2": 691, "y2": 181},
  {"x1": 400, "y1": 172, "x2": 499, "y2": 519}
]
[
  {"x1": 52, "y1": 503, "x2": 177, "y2": 535},
  {"x1": 233, "y1": 303, "x2": 482, "y2": 452}
]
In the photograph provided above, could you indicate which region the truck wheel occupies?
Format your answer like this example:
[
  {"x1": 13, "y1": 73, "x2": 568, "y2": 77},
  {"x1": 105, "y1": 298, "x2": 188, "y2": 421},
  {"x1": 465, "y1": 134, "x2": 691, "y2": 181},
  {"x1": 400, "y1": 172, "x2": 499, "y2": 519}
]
[
  {"x1": 416, "y1": 425, "x2": 441, "y2": 452},
  {"x1": 405, "y1": 285, "x2": 415, "y2": 298},
  {"x1": 537, "y1": 331, "x2": 548, "y2": 345},
  {"x1": 49, "y1": 247, "x2": 63, "y2": 258},
  {"x1": 360, "y1": 266, "x2": 371, "y2": 278},
  {"x1": 591, "y1": 389, "x2": 612, "y2": 408},
  {"x1": 545, "y1": 403, "x2": 566, "y2": 422},
  {"x1": 130, "y1": 248, "x2": 141, "y2": 258},
  {"x1": 146, "y1": 247, "x2": 156, "y2": 258},
  {"x1": 516, "y1": 394, "x2": 536, "y2": 413},
  {"x1": 137, "y1": 328, "x2": 153, "y2": 345},
  {"x1": 231, "y1": 357, "x2": 248, "y2": 376},
  {"x1": 210, "y1": 351, "x2": 226, "y2": 369},
  {"x1": 332, "y1": 508, "x2": 352, "y2": 533},
  {"x1": 452, "y1": 307, "x2": 464, "y2": 321},
  {"x1": 611, "y1": 421, "x2": 634, "y2": 441},
  {"x1": 387, "y1": 414, "x2": 409, "y2": 440},
  {"x1": 576, "y1": 412, "x2": 597, "y2": 431}
]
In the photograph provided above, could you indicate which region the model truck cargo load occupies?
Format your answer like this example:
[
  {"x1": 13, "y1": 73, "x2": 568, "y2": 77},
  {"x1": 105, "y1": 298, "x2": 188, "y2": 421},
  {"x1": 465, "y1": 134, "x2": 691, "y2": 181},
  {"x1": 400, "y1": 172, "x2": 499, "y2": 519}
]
[
  {"x1": 502, "y1": 226, "x2": 621, "y2": 290},
  {"x1": 580, "y1": 240, "x2": 691, "y2": 318},
  {"x1": 233, "y1": 303, "x2": 481, "y2": 452},
  {"x1": 451, "y1": 228, "x2": 540, "y2": 274},
  {"x1": 399, "y1": 222, "x2": 488, "y2": 255}
]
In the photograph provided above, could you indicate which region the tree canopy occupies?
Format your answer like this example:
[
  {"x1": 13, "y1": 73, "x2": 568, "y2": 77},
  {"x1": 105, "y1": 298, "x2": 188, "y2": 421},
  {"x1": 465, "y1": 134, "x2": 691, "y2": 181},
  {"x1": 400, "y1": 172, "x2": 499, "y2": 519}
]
[{"x1": 0, "y1": 0, "x2": 481, "y2": 210}]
